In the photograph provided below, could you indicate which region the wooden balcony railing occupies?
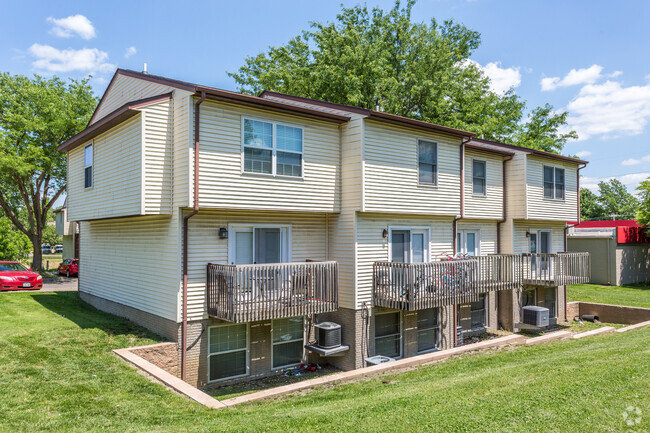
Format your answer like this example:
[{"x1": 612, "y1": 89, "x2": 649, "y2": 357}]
[
  {"x1": 522, "y1": 252, "x2": 590, "y2": 286},
  {"x1": 373, "y1": 255, "x2": 521, "y2": 311},
  {"x1": 374, "y1": 253, "x2": 590, "y2": 310},
  {"x1": 206, "y1": 261, "x2": 338, "y2": 323}
]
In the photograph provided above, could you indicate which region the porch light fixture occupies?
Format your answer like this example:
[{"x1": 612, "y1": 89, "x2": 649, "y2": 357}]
[
  {"x1": 382, "y1": 229, "x2": 388, "y2": 238},
  {"x1": 219, "y1": 227, "x2": 228, "y2": 239},
  {"x1": 525, "y1": 231, "x2": 530, "y2": 238}
]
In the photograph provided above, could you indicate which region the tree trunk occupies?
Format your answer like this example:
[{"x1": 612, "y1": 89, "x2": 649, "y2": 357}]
[{"x1": 30, "y1": 233, "x2": 43, "y2": 272}]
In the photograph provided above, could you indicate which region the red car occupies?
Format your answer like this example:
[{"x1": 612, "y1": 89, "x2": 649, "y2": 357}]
[
  {"x1": 58, "y1": 258, "x2": 79, "y2": 277},
  {"x1": 0, "y1": 261, "x2": 43, "y2": 291}
]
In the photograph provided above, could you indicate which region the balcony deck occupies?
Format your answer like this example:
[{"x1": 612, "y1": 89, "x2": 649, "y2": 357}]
[
  {"x1": 374, "y1": 253, "x2": 590, "y2": 310},
  {"x1": 207, "y1": 261, "x2": 338, "y2": 323},
  {"x1": 373, "y1": 255, "x2": 523, "y2": 311}
]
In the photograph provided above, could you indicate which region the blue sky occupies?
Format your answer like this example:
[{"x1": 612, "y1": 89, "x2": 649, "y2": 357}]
[{"x1": 2, "y1": 0, "x2": 649, "y2": 193}]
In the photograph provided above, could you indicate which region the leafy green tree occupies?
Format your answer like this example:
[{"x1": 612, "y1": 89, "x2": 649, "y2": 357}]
[
  {"x1": 0, "y1": 73, "x2": 96, "y2": 270},
  {"x1": 580, "y1": 187, "x2": 605, "y2": 221},
  {"x1": 229, "y1": 0, "x2": 576, "y2": 152},
  {"x1": 596, "y1": 179, "x2": 639, "y2": 219},
  {"x1": 637, "y1": 177, "x2": 650, "y2": 227},
  {"x1": 0, "y1": 216, "x2": 31, "y2": 262}
]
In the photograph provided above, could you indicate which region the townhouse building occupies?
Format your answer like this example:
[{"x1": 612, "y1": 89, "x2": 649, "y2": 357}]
[{"x1": 59, "y1": 69, "x2": 589, "y2": 387}]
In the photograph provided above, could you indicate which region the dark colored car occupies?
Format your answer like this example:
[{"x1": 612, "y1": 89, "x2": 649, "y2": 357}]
[
  {"x1": 0, "y1": 261, "x2": 43, "y2": 291},
  {"x1": 58, "y1": 258, "x2": 79, "y2": 277}
]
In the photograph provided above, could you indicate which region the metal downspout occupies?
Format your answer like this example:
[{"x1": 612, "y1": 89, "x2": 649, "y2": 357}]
[{"x1": 181, "y1": 91, "x2": 206, "y2": 381}]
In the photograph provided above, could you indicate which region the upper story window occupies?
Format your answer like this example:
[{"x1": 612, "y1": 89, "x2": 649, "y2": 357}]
[
  {"x1": 84, "y1": 144, "x2": 93, "y2": 188},
  {"x1": 543, "y1": 166, "x2": 565, "y2": 199},
  {"x1": 243, "y1": 118, "x2": 303, "y2": 177},
  {"x1": 418, "y1": 140, "x2": 437, "y2": 185},
  {"x1": 472, "y1": 160, "x2": 486, "y2": 195}
]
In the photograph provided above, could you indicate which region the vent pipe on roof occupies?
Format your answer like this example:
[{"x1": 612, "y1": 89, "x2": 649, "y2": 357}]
[{"x1": 142, "y1": 63, "x2": 148, "y2": 74}]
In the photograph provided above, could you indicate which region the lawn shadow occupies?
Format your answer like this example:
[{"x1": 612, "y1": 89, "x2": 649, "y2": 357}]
[
  {"x1": 620, "y1": 283, "x2": 650, "y2": 291},
  {"x1": 30, "y1": 291, "x2": 165, "y2": 342}
]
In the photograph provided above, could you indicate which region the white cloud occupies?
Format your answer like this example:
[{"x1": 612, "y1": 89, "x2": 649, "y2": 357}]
[
  {"x1": 124, "y1": 46, "x2": 137, "y2": 59},
  {"x1": 581, "y1": 172, "x2": 650, "y2": 193},
  {"x1": 621, "y1": 155, "x2": 650, "y2": 166},
  {"x1": 29, "y1": 43, "x2": 114, "y2": 74},
  {"x1": 575, "y1": 150, "x2": 592, "y2": 158},
  {"x1": 565, "y1": 80, "x2": 650, "y2": 141},
  {"x1": 464, "y1": 60, "x2": 521, "y2": 94},
  {"x1": 540, "y1": 64, "x2": 603, "y2": 91},
  {"x1": 47, "y1": 14, "x2": 96, "y2": 40}
]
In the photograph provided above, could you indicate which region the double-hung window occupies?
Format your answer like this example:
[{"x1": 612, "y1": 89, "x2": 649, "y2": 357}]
[
  {"x1": 243, "y1": 118, "x2": 303, "y2": 177},
  {"x1": 208, "y1": 324, "x2": 248, "y2": 382},
  {"x1": 543, "y1": 166, "x2": 565, "y2": 199},
  {"x1": 472, "y1": 160, "x2": 486, "y2": 195},
  {"x1": 84, "y1": 144, "x2": 93, "y2": 188},
  {"x1": 417, "y1": 308, "x2": 440, "y2": 353},
  {"x1": 418, "y1": 140, "x2": 437, "y2": 185},
  {"x1": 271, "y1": 317, "x2": 304, "y2": 369},
  {"x1": 374, "y1": 311, "x2": 401, "y2": 358}
]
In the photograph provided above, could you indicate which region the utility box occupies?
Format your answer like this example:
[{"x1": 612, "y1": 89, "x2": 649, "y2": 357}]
[
  {"x1": 314, "y1": 322, "x2": 341, "y2": 349},
  {"x1": 522, "y1": 306, "x2": 550, "y2": 327}
]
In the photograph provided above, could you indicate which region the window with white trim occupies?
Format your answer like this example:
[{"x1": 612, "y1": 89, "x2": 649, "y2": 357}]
[
  {"x1": 271, "y1": 316, "x2": 304, "y2": 369},
  {"x1": 208, "y1": 324, "x2": 248, "y2": 382},
  {"x1": 389, "y1": 228, "x2": 429, "y2": 263},
  {"x1": 229, "y1": 225, "x2": 290, "y2": 265},
  {"x1": 457, "y1": 230, "x2": 480, "y2": 256},
  {"x1": 472, "y1": 159, "x2": 486, "y2": 195},
  {"x1": 374, "y1": 311, "x2": 401, "y2": 358},
  {"x1": 243, "y1": 118, "x2": 303, "y2": 177},
  {"x1": 543, "y1": 165, "x2": 565, "y2": 199},
  {"x1": 84, "y1": 144, "x2": 93, "y2": 188},
  {"x1": 418, "y1": 140, "x2": 437, "y2": 185},
  {"x1": 417, "y1": 308, "x2": 440, "y2": 353}
]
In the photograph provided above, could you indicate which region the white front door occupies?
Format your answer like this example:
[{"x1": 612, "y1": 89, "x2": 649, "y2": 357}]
[
  {"x1": 230, "y1": 225, "x2": 290, "y2": 264},
  {"x1": 389, "y1": 228, "x2": 429, "y2": 263}
]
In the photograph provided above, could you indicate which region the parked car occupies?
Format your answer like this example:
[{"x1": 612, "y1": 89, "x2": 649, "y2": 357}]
[
  {"x1": 41, "y1": 244, "x2": 53, "y2": 254},
  {"x1": 58, "y1": 258, "x2": 79, "y2": 277},
  {"x1": 54, "y1": 245, "x2": 63, "y2": 253},
  {"x1": 0, "y1": 261, "x2": 43, "y2": 291}
]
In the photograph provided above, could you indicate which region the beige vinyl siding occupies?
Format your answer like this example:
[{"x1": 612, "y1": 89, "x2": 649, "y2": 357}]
[
  {"x1": 173, "y1": 92, "x2": 193, "y2": 208},
  {"x1": 67, "y1": 115, "x2": 142, "y2": 221},
  {"x1": 464, "y1": 150, "x2": 504, "y2": 219},
  {"x1": 363, "y1": 120, "x2": 461, "y2": 216},
  {"x1": 194, "y1": 100, "x2": 340, "y2": 212},
  {"x1": 141, "y1": 100, "x2": 173, "y2": 214},
  {"x1": 78, "y1": 215, "x2": 180, "y2": 321},
  {"x1": 91, "y1": 74, "x2": 176, "y2": 125},
  {"x1": 512, "y1": 220, "x2": 566, "y2": 254},
  {"x1": 328, "y1": 117, "x2": 364, "y2": 309},
  {"x1": 457, "y1": 220, "x2": 498, "y2": 254},
  {"x1": 526, "y1": 156, "x2": 578, "y2": 221},
  {"x1": 185, "y1": 210, "x2": 330, "y2": 320},
  {"x1": 356, "y1": 213, "x2": 454, "y2": 309}
]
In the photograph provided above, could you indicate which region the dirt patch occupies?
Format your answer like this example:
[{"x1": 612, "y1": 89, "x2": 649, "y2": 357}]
[{"x1": 130, "y1": 343, "x2": 179, "y2": 377}]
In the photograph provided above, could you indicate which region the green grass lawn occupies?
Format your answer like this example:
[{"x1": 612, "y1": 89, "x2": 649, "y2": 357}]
[
  {"x1": 568, "y1": 283, "x2": 650, "y2": 309},
  {"x1": 0, "y1": 291, "x2": 648, "y2": 432}
]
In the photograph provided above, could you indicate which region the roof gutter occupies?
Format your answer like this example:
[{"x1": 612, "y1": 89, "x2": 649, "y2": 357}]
[{"x1": 181, "y1": 90, "x2": 205, "y2": 381}]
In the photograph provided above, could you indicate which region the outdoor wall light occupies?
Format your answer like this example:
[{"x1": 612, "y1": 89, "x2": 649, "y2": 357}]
[
  {"x1": 219, "y1": 227, "x2": 228, "y2": 239},
  {"x1": 525, "y1": 231, "x2": 530, "y2": 238},
  {"x1": 382, "y1": 229, "x2": 388, "y2": 238}
]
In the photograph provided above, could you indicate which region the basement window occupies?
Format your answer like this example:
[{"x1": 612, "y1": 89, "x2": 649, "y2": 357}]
[
  {"x1": 417, "y1": 308, "x2": 440, "y2": 353},
  {"x1": 272, "y1": 316, "x2": 305, "y2": 369},
  {"x1": 374, "y1": 311, "x2": 401, "y2": 358},
  {"x1": 208, "y1": 323, "x2": 249, "y2": 382}
]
